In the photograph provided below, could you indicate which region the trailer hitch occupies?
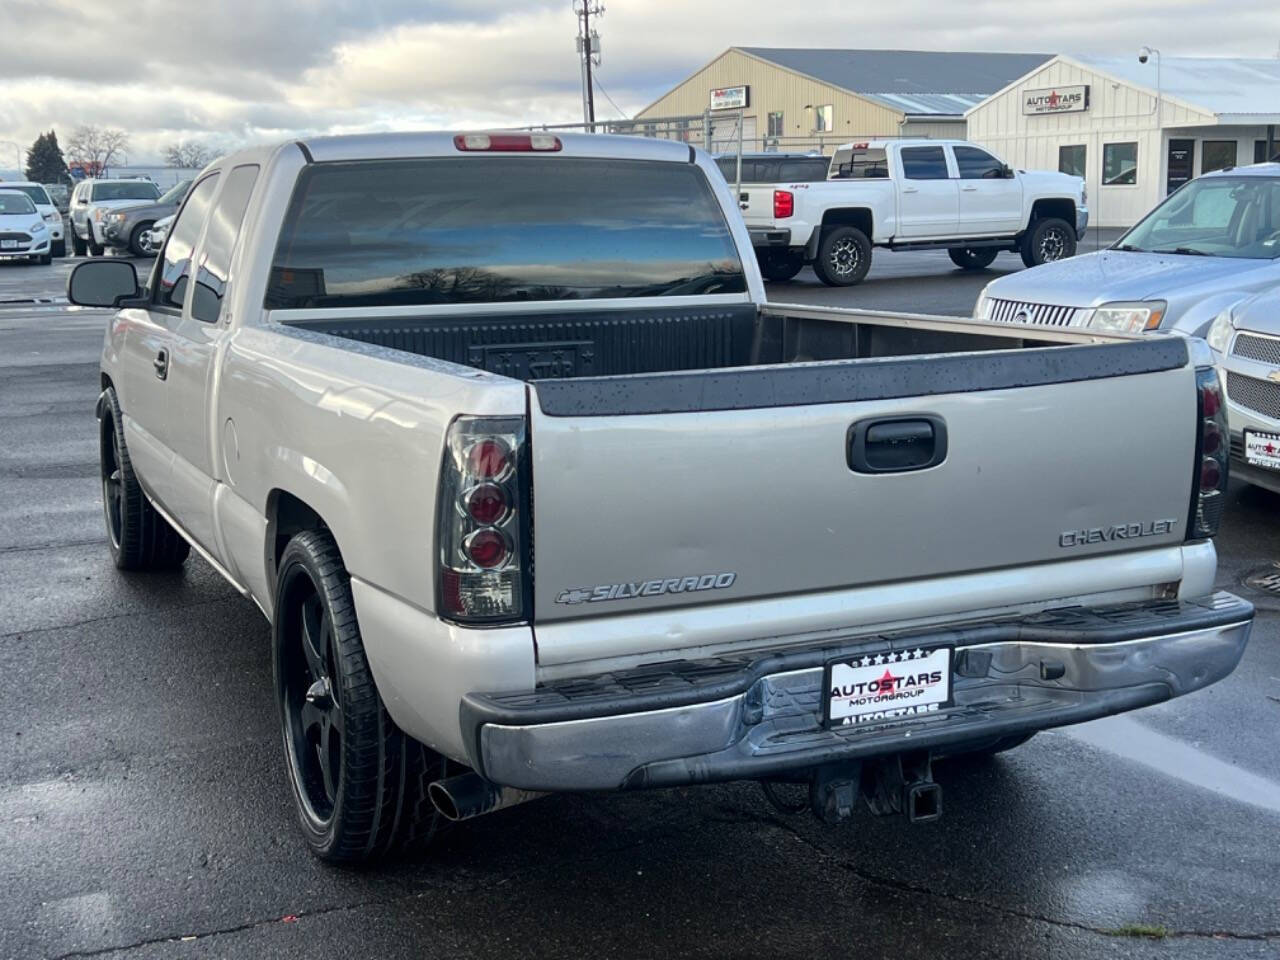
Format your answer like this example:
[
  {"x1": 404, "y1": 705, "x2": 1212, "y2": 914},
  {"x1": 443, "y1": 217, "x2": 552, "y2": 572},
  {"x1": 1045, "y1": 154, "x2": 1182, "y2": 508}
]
[{"x1": 804, "y1": 750, "x2": 942, "y2": 824}]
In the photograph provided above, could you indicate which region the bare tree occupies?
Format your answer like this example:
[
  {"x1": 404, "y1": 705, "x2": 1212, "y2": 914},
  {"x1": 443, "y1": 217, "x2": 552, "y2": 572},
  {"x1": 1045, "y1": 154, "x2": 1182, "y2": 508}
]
[
  {"x1": 65, "y1": 125, "x2": 129, "y2": 175},
  {"x1": 162, "y1": 141, "x2": 213, "y2": 169}
]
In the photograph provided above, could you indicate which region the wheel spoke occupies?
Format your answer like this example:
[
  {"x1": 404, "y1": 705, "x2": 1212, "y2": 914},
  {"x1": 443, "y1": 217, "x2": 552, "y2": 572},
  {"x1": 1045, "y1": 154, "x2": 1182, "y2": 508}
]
[
  {"x1": 300, "y1": 594, "x2": 326, "y2": 679},
  {"x1": 300, "y1": 698, "x2": 325, "y2": 736},
  {"x1": 318, "y1": 720, "x2": 338, "y2": 803}
]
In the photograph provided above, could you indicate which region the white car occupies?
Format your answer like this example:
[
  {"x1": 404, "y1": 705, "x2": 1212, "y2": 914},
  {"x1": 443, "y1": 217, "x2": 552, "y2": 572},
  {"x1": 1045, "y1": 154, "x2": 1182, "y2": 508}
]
[
  {"x1": 0, "y1": 189, "x2": 54, "y2": 263},
  {"x1": 144, "y1": 213, "x2": 174, "y2": 252},
  {"x1": 0, "y1": 181, "x2": 65, "y2": 256},
  {"x1": 69, "y1": 178, "x2": 161, "y2": 256},
  {"x1": 737, "y1": 139, "x2": 1087, "y2": 284}
]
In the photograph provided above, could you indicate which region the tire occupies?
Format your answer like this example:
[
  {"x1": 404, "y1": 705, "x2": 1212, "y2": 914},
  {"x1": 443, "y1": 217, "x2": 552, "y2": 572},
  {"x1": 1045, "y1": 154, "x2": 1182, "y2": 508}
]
[
  {"x1": 758, "y1": 251, "x2": 805, "y2": 283},
  {"x1": 87, "y1": 223, "x2": 104, "y2": 257},
  {"x1": 813, "y1": 226, "x2": 872, "y2": 287},
  {"x1": 948, "y1": 247, "x2": 999, "y2": 270},
  {"x1": 39, "y1": 253, "x2": 52, "y2": 265},
  {"x1": 52, "y1": 239, "x2": 66, "y2": 258},
  {"x1": 273, "y1": 529, "x2": 447, "y2": 863},
  {"x1": 1020, "y1": 217, "x2": 1076, "y2": 268},
  {"x1": 71, "y1": 226, "x2": 86, "y2": 257},
  {"x1": 129, "y1": 222, "x2": 157, "y2": 258},
  {"x1": 98, "y1": 387, "x2": 190, "y2": 571}
]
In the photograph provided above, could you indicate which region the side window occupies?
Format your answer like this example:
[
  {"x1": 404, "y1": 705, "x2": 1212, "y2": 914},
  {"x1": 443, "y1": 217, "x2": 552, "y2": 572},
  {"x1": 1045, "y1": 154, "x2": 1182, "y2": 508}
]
[
  {"x1": 900, "y1": 146, "x2": 949, "y2": 180},
  {"x1": 953, "y1": 146, "x2": 1005, "y2": 179},
  {"x1": 191, "y1": 165, "x2": 260, "y2": 323},
  {"x1": 155, "y1": 174, "x2": 220, "y2": 311}
]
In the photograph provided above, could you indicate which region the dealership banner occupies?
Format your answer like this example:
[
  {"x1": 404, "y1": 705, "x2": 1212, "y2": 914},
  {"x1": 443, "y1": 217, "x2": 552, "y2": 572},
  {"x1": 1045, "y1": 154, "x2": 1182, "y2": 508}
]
[
  {"x1": 710, "y1": 85, "x2": 749, "y2": 110},
  {"x1": 1023, "y1": 85, "x2": 1089, "y2": 115}
]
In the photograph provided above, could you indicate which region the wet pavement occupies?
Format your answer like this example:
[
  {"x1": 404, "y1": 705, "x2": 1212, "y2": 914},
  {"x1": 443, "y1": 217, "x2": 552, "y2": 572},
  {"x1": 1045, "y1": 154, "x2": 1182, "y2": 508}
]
[{"x1": 1, "y1": 251, "x2": 1278, "y2": 959}]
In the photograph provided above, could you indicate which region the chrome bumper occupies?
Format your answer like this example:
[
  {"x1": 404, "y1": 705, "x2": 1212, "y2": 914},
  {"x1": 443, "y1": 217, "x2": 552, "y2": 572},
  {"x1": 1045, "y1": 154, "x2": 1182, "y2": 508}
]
[{"x1": 463, "y1": 593, "x2": 1252, "y2": 791}]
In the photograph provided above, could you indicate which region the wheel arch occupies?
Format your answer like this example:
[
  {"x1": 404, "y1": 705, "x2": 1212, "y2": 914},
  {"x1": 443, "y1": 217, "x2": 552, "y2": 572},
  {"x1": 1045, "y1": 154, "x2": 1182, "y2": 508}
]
[
  {"x1": 1028, "y1": 197, "x2": 1076, "y2": 229},
  {"x1": 819, "y1": 207, "x2": 874, "y2": 238},
  {"x1": 266, "y1": 488, "x2": 333, "y2": 588}
]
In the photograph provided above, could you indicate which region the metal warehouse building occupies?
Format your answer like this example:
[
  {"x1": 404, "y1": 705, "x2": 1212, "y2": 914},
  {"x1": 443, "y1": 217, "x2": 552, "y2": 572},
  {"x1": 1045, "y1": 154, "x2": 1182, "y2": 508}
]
[
  {"x1": 635, "y1": 47, "x2": 1052, "y2": 151},
  {"x1": 967, "y1": 55, "x2": 1280, "y2": 227}
]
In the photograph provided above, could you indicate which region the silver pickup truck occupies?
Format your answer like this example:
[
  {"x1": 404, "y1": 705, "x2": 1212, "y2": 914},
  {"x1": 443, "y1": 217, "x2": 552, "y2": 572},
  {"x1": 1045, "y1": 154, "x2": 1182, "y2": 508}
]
[{"x1": 67, "y1": 131, "x2": 1252, "y2": 864}]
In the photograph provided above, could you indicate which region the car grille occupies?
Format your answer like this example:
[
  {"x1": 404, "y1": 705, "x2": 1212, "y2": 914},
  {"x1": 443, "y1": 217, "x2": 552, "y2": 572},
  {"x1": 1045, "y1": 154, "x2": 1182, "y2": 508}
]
[
  {"x1": 1231, "y1": 332, "x2": 1280, "y2": 366},
  {"x1": 986, "y1": 299, "x2": 1086, "y2": 327},
  {"x1": 0, "y1": 231, "x2": 32, "y2": 244},
  {"x1": 1225, "y1": 371, "x2": 1280, "y2": 420}
]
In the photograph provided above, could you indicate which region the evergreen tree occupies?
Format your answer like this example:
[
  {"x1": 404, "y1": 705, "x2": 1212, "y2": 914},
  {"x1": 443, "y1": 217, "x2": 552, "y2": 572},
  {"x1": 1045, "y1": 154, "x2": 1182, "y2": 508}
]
[{"x1": 24, "y1": 131, "x2": 70, "y2": 184}]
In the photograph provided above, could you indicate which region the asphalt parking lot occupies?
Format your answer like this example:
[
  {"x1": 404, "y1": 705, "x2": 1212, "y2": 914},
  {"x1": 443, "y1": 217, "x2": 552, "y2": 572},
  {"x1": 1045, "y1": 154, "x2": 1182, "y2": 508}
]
[{"x1": 2, "y1": 251, "x2": 1279, "y2": 959}]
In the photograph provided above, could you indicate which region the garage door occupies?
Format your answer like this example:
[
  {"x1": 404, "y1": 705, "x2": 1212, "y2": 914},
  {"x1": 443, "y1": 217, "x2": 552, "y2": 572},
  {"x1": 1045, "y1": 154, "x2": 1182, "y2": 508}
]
[{"x1": 710, "y1": 116, "x2": 757, "y2": 153}]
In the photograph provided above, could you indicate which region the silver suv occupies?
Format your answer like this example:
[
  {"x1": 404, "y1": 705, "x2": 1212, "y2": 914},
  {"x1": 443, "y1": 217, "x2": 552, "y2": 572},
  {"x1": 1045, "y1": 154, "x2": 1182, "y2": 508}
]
[
  {"x1": 974, "y1": 163, "x2": 1280, "y2": 338},
  {"x1": 100, "y1": 179, "x2": 190, "y2": 256},
  {"x1": 69, "y1": 179, "x2": 162, "y2": 256}
]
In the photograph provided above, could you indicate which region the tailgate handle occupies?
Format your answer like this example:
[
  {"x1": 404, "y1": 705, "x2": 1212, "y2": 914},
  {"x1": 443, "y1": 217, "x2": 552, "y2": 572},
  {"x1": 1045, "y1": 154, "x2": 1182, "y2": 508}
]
[{"x1": 848, "y1": 416, "x2": 947, "y2": 473}]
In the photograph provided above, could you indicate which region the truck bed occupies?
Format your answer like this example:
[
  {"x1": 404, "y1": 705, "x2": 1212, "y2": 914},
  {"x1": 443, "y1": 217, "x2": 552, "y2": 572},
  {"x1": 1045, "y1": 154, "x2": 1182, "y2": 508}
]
[{"x1": 280, "y1": 302, "x2": 1123, "y2": 383}]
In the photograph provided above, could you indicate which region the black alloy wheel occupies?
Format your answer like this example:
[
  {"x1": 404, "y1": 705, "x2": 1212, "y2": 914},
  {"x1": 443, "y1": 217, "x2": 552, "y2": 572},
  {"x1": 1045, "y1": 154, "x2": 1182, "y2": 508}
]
[
  {"x1": 273, "y1": 530, "x2": 450, "y2": 863},
  {"x1": 279, "y1": 570, "x2": 346, "y2": 824}
]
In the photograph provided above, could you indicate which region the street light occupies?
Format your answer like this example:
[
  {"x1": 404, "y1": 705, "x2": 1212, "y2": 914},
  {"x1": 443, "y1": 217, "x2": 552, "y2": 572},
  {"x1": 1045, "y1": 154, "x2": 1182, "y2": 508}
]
[{"x1": 1138, "y1": 46, "x2": 1162, "y2": 118}]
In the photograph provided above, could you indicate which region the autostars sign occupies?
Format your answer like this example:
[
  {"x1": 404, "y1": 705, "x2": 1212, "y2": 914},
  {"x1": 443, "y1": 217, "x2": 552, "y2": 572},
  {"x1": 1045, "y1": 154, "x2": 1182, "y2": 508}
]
[{"x1": 1023, "y1": 84, "x2": 1090, "y2": 115}]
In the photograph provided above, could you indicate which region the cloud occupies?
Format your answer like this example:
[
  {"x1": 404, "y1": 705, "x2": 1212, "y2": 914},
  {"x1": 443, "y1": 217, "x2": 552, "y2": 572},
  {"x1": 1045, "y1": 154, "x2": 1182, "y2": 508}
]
[{"x1": 1, "y1": 0, "x2": 1278, "y2": 164}]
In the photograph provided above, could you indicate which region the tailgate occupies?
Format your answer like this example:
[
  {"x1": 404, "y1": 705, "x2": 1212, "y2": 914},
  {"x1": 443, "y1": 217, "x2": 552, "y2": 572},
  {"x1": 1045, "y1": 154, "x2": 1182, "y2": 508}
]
[
  {"x1": 527, "y1": 339, "x2": 1197, "y2": 653},
  {"x1": 736, "y1": 184, "x2": 779, "y2": 229}
]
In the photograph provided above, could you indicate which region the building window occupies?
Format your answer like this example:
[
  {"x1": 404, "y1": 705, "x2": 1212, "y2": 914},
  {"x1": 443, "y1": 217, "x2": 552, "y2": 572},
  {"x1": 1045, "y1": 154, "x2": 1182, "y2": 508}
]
[
  {"x1": 1102, "y1": 142, "x2": 1138, "y2": 185},
  {"x1": 1058, "y1": 144, "x2": 1086, "y2": 179},
  {"x1": 767, "y1": 112, "x2": 784, "y2": 138},
  {"x1": 1201, "y1": 140, "x2": 1237, "y2": 174},
  {"x1": 814, "y1": 105, "x2": 833, "y2": 133},
  {"x1": 900, "y1": 146, "x2": 949, "y2": 180},
  {"x1": 1256, "y1": 140, "x2": 1278, "y2": 164}
]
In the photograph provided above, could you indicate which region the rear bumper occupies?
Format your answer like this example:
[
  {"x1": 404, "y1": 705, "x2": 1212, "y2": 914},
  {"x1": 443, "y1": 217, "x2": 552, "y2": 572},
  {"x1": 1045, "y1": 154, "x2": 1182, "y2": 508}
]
[
  {"x1": 749, "y1": 228, "x2": 794, "y2": 248},
  {"x1": 462, "y1": 592, "x2": 1253, "y2": 791}
]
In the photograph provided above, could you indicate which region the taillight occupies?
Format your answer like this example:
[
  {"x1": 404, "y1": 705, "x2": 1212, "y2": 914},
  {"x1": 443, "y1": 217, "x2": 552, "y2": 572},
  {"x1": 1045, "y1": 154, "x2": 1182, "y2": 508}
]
[
  {"x1": 453, "y1": 133, "x2": 562, "y2": 152},
  {"x1": 774, "y1": 189, "x2": 794, "y2": 219},
  {"x1": 1188, "y1": 368, "x2": 1227, "y2": 539},
  {"x1": 437, "y1": 416, "x2": 530, "y2": 623}
]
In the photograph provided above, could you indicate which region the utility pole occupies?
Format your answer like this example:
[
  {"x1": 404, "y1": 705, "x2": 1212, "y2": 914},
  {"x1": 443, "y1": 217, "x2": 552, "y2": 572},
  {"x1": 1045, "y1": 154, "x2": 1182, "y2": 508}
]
[{"x1": 574, "y1": 0, "x2": 603, "y2": 131}]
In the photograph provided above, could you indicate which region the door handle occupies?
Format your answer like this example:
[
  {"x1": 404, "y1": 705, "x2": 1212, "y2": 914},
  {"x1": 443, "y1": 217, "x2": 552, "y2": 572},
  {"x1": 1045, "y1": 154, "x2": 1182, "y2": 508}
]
[
  {"x1": 153, "y1": 348, "x2": 169, "y2": 381},
  {"x1": 902, "y1": 186, "x2": 919, "y2": 193},
  {"x1": 961, "y1": 185, "x2": 979, "y2": 192},
  {"x1": 847, "y1": 416, "x2": 947, "y2": 473}
]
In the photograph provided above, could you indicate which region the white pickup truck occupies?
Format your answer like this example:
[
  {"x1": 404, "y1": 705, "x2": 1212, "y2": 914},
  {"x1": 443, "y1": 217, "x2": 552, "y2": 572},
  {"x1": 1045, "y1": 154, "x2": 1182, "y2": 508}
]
[
  {"x1": 68, "y1": 131, "x2": 1248, "y2": 864},
  {"x1": 739, "y1": 139, "x2": 1088, "y2": 284}
]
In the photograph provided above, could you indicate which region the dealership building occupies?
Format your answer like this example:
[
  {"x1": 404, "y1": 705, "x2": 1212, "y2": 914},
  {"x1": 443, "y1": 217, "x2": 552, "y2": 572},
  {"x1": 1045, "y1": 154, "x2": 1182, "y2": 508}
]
[
  {"x1": 635, "y1": 47, "x2": 1053, "y2": 150},
  {"x1": 968, "y1": 55, "x2": 1280, "y2": 226},
  {"x1": 638, "y1": 48, "x2": 1280, "y2": 227}
]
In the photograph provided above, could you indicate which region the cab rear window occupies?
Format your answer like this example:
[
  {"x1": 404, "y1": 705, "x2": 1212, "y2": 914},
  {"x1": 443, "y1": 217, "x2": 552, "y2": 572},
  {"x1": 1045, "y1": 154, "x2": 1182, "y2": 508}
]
[{"x1": 265, "y1": 157, "x2": 746, "y2": 309}]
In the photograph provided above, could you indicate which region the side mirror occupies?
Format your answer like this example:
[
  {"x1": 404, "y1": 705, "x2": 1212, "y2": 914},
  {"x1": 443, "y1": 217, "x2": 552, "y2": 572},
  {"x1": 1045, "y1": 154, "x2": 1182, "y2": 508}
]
[
  {"x1": 1002, "y1": 164, "x2": 1015, "y2": 178},
  {"x1": 68, "y1": 260, "x2": 142, "y2": 308}
]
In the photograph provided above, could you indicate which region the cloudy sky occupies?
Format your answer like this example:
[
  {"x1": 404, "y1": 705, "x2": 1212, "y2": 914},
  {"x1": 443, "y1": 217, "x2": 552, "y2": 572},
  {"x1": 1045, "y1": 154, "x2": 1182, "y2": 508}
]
[{"x1": 1, "y1": 0, "x2": 1278, "y2": 166}]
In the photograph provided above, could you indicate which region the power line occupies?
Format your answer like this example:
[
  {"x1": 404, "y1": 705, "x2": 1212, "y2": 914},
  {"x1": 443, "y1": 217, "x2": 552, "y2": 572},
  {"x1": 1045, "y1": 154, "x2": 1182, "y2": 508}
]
[{"x1": 591, "y1": 74, "x2": 628, "y2": 120}]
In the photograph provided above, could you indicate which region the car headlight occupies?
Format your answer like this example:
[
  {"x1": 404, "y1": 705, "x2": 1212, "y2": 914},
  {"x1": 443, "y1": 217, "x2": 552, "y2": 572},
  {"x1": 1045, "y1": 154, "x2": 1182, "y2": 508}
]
[
  {"x1": 107, "y1": 212, "x2": 128, "y2": 223},
  {"x1": 30, "y1": 222, "x2": 45, "y2": 233},
  {"x1": 93, "y1": 209, "x2": 105, "y2": 221},
  {"x1": 1206, "y1": 309, "x2": 1235, "y2": 354},
  {"x1": 973, "y1": 285, "x2": 991, "y2": 320},
  {"x1": 1087, "y1": 300, "x2": 1167, "y2": 334},
  {"x1": 43, "y1": 212, "x2": 59, "y2": 223}
]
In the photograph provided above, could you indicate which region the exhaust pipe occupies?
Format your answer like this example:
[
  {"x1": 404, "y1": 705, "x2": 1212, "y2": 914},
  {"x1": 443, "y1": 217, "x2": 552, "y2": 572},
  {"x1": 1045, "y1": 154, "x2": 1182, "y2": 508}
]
[{"x1": 428, "y1": 771, "x2": 546, "y2": 822}]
